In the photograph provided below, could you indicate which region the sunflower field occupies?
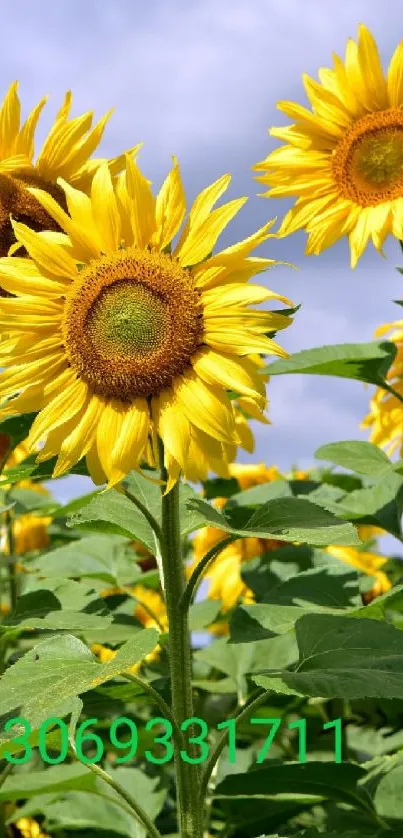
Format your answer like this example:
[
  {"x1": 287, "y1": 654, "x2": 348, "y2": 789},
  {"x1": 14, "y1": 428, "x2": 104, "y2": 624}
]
[{"x1": 2, "y1": 15, "x2": 403, "y2": 838}]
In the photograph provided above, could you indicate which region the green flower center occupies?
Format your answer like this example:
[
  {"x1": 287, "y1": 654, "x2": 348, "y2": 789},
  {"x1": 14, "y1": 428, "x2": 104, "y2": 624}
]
[
  {"x1": 354, "y1": 130, "x2": 403, "y2": 186},
  {"x1": 88, "y1": 282, "x2": 168, "y2": 358}
]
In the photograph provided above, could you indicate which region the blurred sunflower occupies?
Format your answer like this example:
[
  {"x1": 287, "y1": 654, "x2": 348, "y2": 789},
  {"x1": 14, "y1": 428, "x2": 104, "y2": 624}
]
[
  {"x1": 0, "y1": 154, "x2": 293, "y2": 490},
  {"x1": 0, "y1": 82, "x2": 138, "y2": 263},
  {"x1": 362, "y1": 319, "x2": 403, "y2": 453},
  {"x1": 191, "y1": 463, "x2": 391, "y2": 630},
  {"x1": 326, "y1": 544, "x2": 391, "y2": 603},
  {"x1": 93, "y1": 584, "x2": 167, "y2": 671},
  {"x1": 1, "y1": 441, "x2": 51, "y2": 556},
  {"x1": 14, "y1": 817, "x2": 49, "y2": 838},
  {"x1": 254, "y1": 25, "x2": 403, "y2": 267}
]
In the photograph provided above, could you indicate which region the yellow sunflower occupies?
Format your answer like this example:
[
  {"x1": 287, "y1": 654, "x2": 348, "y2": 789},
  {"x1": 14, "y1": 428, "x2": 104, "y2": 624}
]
[
  {"x1": 1, "y1": 441, "x2": 51, "y2": 556},
  {"x1": 0, "y1": 154, "x2": 293, "y2": 490},
  {"x1": 14, "y1": 817, "x2": 49, "y2": 838},
  {"x1": 326, "y1": 544, "x2": 391, "y2": 603},
  {"x1": 93, "y1": 584, "x2": 167, "y2": 671},
  {"x1": 254, "y1": 25, "x2": 403, "y2": 267},
  {"x1": 0, "y1": 82, "x2": 138, "y2": 260},
  {"x1": 362, "y1": 319, "x2": 403, "y2": 453},
  {"x1": 191, "y1": 462, "x2": 391, "y2": 621}
]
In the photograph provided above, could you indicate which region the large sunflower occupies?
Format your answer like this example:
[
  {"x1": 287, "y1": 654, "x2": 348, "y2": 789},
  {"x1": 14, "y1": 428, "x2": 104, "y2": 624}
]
[
  {"x1": 0, "y1": 154, "x2": 292, "y2": 489},
  {"x1": 254, "y1": 25, "x2": 403, "y2": 267},
  {"x1": 0, "y1": 81, "x2": 138, "y2": 259}
]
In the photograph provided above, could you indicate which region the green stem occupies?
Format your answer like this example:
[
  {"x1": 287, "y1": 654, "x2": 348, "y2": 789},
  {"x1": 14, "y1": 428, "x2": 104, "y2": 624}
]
[
  {"x1": 180, "y1": 536, "x2": 236, "y2": 613},
  {"x1": 159, "y1": 442, "x2": 203, "y2": 838},
  {"x1": 4, "y1": 511, "x2": 17, "y2": 611},
  {"x1": 199, "y1": 689, "x2": 270, "y2": 804},
  {"x1": 122, "y1": 671, "x2": 179, "y2": 735},
  {"x1": 381, "y1": 381, "x2": 403, "y2": 406},
  {"x1": 122, "y1": 486, "x2": 163, "y2": 546}
]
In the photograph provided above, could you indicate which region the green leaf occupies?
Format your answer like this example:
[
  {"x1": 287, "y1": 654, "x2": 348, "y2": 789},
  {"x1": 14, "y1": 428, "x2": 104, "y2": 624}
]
[
  {"x1": 335, "y1": 473, "x2": 403, "y2": 539},
  {"x1": 68, "y1": 489, "x2": 158, "y2": 552},
  {"x1": 264, "y1": 341, "x2": 396, "y2": 385},
  {"x1": 254, "y1": 614, "x2": 403, "y2": 699},
  {"x1": 0, "y1": 763, "x2": 97, "y2": 800},
  {"x1": 10, "y1": 768, "x2": 165, "y2": 838},
  {"x1": 0, "y1": 629, "x2": 159, "y2": 739},
  {"x1": 33, "y1": 534, "x2": 137, "y2": 586},
  {"x1": 215, "y1": 761, "x2": 370, "y2": 813},
  {"x1": 188, "y1": 496, "x2": 360, "y2": 547},
  {"x1": 1, "y1": 588, "x2": 112, "y2": 633},
  {"x1": 315, "y1": 441, "x2": 393, "y2": 477},
  {"x1": 189, "y1": 599, "x2": 222, "y2": 631}
]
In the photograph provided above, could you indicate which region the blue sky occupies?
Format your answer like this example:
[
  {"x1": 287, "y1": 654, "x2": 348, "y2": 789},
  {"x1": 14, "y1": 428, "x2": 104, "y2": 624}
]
[{"x1": 2, "y1": 0, "x2": 403, "y2": 509}]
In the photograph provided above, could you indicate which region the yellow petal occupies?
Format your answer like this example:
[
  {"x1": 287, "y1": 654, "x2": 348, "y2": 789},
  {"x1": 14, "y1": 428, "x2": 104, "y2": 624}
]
[
  {"x1": 155, "y1": 389, "x2": 191, "y2": 470},
  {"x1": 388, "y1": 39, "x2": 403, "y2": 106},
  {"x1": 177, "y1": 197, "x2": 247, "y2": 267},
  {"x1": 349, "y1": 208, "x2": 374, "y2": 268},
  {"x1": 109, "y1": 398, "x2": 150, "y2": 485},
  {"x1": 173, "y1": 372, "x2": 237, "y2": 444},
  {"x1": 11, "y1": 220, "x2": 77, "y2": 278},
  {"x1": 125, "y1": 154, "x2": 156, "y2": 248},
  {"x1": 16, "y1": 95, "x2": 48, "y2": 160},
  {"x1": 91, "y1": 162, "x2": 121, "y2": 253},
  {"x1": 54, "y1": 394, "x2": 103, "y2": 477},
  {"x1": 192, "y1": 348, "x2": 266, "y2": 400},
  {"x1": 0, "y1": 257, "x2": 68, "y2": 297},
  {"x1": 27, "y1": 376, "x2": 88, "y2": 447},
  {"x1": 357, "y1": 24, "x2": 388, "y2": 110},
  {"x1": 152, "y1": 156, "x2": 186, "y2": 251},
  {"x1": 0, "y1": 82, "x2": 20, "y2": 158}
]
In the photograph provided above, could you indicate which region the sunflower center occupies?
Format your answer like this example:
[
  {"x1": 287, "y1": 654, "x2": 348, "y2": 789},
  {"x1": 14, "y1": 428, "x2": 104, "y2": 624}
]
[
  {"x1": 88, "y1": 283, "x2": 168, "y2": 357},
  {"x1": 332, "y1": 109, "x2": 403, "y2": 206},
  {"x1": 63, "y1": 247, "x2": 204, "y2": 400}
]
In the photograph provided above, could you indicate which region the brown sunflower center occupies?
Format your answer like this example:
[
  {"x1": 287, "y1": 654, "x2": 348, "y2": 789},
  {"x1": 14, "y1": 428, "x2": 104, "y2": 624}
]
[
  {"x1": 63, "y1": 247, "x2": 204, "y2": 400},
  {"x1": 332, "y1": 109, "x2": 403, "y2": 206}
]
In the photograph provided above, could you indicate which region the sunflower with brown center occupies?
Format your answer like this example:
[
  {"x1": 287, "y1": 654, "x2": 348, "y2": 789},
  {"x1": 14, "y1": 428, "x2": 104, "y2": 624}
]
[
  {"x1": 0, "y1": 81, "x2": 139, "y2": 266},
  {"x1": 253, "y1": 25, "x2": 403, "y2": 267},
  {"x1": 0, "y1": 154, "x2": 292, "y2": 489}
]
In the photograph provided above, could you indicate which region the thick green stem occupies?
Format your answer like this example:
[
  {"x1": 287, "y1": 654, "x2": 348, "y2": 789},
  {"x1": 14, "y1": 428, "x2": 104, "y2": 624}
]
[
  {"x1": 159, "y1": 445, "x2": 203, "y2": 838},
  {"x1": 4, "y1": 511, "x2": 17, "y2": 612}
]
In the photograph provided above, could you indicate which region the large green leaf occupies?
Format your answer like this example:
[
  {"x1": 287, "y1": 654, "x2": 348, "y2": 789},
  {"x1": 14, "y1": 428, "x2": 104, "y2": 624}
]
[
  {"x1": 315, "y1": 441, "x2": 393, "y2": 477},
  {"x1": 68, "y1": 489, "x2": 157, "y2": 551},
  {"x1": 32, "y1": 534, "x2": 138, "y2": 586},
  {"x1": 1, "y1": 588, "x2": 112, "y2": 634},
  {"x1": 254, "y1": 614, "x2": 403, "y2": 699},
  {"x1": 0, "y1": 763, "x2": 97, "y2": 800},
  {"x1": 335, "y1": 473, "x2": 403, "y2": 539},
  {"x1": 215, "y1": 761, "x2": 370, "y2": 812},
  {"x1": 264, "y1": 341, "x2": 396, "y2": 385},
  {"x1": 5, "y1": 766, "x2": 165, "y2": 838},
  {"x1": 188, "y1": 496, "x2": 360, "y2": 546},
  {"x1": 0, "y1": 629, "x2": 158, "y2": 741}
]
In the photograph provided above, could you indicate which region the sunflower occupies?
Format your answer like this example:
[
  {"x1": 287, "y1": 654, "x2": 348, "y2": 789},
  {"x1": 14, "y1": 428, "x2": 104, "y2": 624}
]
[
  {"x1": 362, "y1": 319, "x2": 403, "y2": 453},
  {"x1": 0, "y1": 81, "x2": 139, "y2": 261},
  {"x1": 326, "y1": 544, "x2": 391, "y2": 603},
  {"x1": 1, "y1": 441, "x2": 51, "y2": 556},
  {"x1": 14, "y1": 817, "x2": 49, "y2": 838},
  {"x1": 191, "y1": 462, "x2": 391, "y2": 620},
  {"x1": 254, "y1": 25, "x2": 403, "y2": 267},
  {"x1": 93, "y1": 584, "x2": 167, "y2": 670},
  {"x1": 0, "y1": 154, "x2": 292, "y2": 489}
]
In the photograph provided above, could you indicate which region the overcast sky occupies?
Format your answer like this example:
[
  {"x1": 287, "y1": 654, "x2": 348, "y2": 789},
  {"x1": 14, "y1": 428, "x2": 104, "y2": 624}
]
[{"x1": 3, "y1": 0, "x2": 403, "y2": 512}]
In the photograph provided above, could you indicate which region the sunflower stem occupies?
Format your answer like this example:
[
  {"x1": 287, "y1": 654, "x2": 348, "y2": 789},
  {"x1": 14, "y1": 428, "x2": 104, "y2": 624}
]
[
  {"x1": 158, "y1": 442, "x2": 203, "y2": 838},
  {"x1": 4, "y1": 510, "x2": 17, "y2": 612},
  {"x1": 180, "y1": 535, "x2": 237, "y2": 613}
]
